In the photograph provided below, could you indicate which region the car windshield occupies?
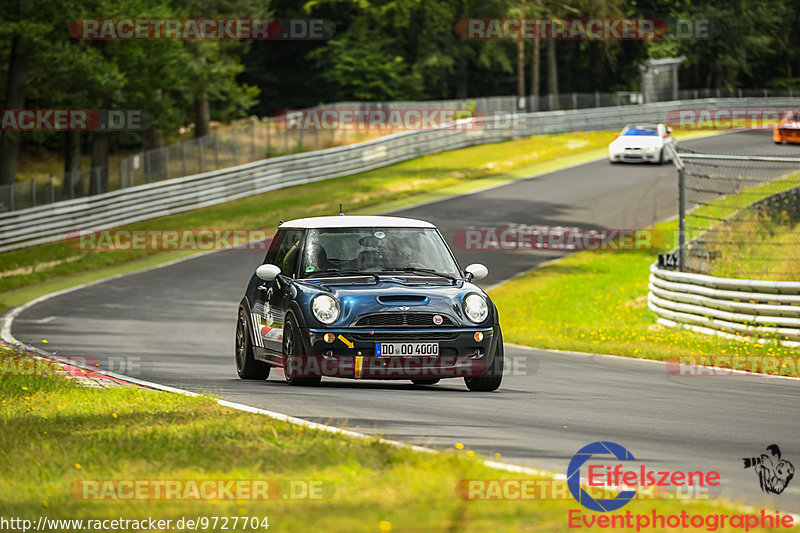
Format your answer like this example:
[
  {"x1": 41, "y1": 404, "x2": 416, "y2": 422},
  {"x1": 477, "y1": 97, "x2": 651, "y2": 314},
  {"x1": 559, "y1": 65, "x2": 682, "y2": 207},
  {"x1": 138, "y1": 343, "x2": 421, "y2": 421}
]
[
  {"x1": 299, "y1": 227, "x2": 460, "y2": 278},
  {"x1": 623, "y1": 127, "x2": 658, "y2": 136}
]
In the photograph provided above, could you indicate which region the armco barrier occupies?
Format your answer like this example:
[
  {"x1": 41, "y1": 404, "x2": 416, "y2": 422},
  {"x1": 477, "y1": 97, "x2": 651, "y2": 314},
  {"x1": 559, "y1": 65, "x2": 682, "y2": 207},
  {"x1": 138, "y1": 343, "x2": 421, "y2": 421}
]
[
  {"x1": 3, "y1": 97, "x2": 800, "y2": 253},
  {"x1": 647, "y1": 264, "x2": 800, "y2": 345}
]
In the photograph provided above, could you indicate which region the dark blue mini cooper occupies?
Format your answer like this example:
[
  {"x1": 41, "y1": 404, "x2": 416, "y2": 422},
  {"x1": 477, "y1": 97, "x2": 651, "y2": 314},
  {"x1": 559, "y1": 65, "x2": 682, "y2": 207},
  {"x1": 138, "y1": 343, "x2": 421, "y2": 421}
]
[{"x1": 235, "y1": 215, "x2": 503, "y2": 391}]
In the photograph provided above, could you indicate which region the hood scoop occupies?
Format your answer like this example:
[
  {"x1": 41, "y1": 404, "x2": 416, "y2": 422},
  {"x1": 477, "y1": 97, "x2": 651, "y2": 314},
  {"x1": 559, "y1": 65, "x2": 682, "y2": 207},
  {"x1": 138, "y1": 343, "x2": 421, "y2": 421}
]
[{"x1": 377, "y1": 295, "x2": 429, "y2": 306}]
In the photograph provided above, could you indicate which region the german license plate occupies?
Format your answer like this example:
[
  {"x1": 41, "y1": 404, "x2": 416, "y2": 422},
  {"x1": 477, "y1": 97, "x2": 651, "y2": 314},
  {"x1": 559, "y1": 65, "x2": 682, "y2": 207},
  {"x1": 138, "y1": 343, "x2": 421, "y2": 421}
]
[{"x1": 376, "y1": 342, "x2": 439, "y2": 356}]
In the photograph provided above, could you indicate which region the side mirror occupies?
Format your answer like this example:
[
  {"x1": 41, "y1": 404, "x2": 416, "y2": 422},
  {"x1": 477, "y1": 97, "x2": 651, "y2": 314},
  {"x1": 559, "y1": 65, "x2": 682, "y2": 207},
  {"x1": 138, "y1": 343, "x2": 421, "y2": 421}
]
[
  {"x1": 666, "y1": 126, "x2": 673, "y2": 133},
  {"x1": 464, "y1": 263, "x2": 488, "y2": 281},
  {"x1": 256, "y1": 264, "x2": 281, "y2": 281}
]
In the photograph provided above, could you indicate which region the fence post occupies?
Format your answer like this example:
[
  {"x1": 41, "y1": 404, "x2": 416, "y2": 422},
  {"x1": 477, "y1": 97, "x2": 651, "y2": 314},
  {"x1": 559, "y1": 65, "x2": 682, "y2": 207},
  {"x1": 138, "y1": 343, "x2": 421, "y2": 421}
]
[
  {"x1": 595, "y1": 92, "x2": 600, "y2": 107},
  {"x1": 181, "y1": 142, "x2": 187, "y2": 176},
  {"x1": 572, "y1": 92, "x2": 577, "y2": 109},
  {"x1": 251, "y1": 120, "x2": 256, "y2": 160},
  {"x1": 232, "y1": 127, "x2": 238, "y2": 165},
  {"x1": 164, "y1": 146, "x2": 170, "y2": 180},
  {"x1": 119, "y1": 160, "x2": 125, "y2": 189},
  {"x1": 145, "y1": 151, "x2": 151, "y2": 183},
  {"x1": 678, "y1": 167, "x2": 686, "y2": 272},
  {"x1": 94, "y1": 167, "x2": 101, "y2": 194},
  {"x1": 284, "y1": 126, "x2": 289, "y2": 154},
  {"x1": 9, "y1": 182, "x2": 14, "y2": 211},
  {"x1": 50, "y1": 175, "x2": 55, "y2": 203},
  {"x1": 266, "y1": 119, "x2": 271, "y2": 157},
  {"x1": 31, "y1": 179, "x2": 36, "y2": 208},
  {"x1": 214, "y1": 135, "x2": 220, "y2": 168},
  {"x1": 198, "y1": 139, "x2": 205, "y2": 173}
]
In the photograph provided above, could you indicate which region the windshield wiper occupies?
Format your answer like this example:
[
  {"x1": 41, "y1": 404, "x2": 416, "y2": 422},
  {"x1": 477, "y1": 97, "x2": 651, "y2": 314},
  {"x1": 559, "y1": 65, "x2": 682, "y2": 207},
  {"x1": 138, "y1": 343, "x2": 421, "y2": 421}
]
[
  {"x1": 381, "y1": 267, "x2": 456, "y2": 282},
  {"x1": 306, "y1": 269, "x2": 379, "y2": 280}
]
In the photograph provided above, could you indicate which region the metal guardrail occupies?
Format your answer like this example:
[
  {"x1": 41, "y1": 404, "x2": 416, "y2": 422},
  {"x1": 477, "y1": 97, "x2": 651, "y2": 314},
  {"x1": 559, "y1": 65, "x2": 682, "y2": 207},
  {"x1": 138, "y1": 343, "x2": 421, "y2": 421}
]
[
  {"x1": 3, "y1": 96, "x2": 800, "y2": 254},
  {"x1": 647, "y1": 265, "x2": 800, "y2": 344}
]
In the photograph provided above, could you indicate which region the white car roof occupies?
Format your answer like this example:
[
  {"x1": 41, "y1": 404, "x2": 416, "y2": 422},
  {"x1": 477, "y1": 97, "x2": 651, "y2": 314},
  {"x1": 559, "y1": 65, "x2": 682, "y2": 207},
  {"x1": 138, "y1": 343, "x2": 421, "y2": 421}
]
[{"x1": 279, "y1": 215, "x2": 436, "y2": 229}]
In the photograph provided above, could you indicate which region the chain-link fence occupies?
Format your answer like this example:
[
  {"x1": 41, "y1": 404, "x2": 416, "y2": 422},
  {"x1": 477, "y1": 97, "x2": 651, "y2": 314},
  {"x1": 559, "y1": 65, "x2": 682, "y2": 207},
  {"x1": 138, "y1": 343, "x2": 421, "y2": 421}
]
[
  {"x1": 4, "y1": 88, "x2": 800, "y2": 214},
  {"x1": 675, "y1": 149, "x2": 800, "y2": 281},
  {"x1": 0, "y1": 118, "x2": 380, "y2": 213}
]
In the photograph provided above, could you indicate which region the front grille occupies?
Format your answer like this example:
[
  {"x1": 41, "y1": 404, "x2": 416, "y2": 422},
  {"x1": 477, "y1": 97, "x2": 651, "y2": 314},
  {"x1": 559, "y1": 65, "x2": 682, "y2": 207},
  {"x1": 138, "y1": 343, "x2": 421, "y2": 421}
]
[
  {"x1": 353, "y1": 313, "x2": 456, "y2": 327},
  {"x1": 353, "y1": 331, "x2": 458, "y2": 342},
  {"x1": 352, "y1": 332, "x2": 460, "y2": 341}
]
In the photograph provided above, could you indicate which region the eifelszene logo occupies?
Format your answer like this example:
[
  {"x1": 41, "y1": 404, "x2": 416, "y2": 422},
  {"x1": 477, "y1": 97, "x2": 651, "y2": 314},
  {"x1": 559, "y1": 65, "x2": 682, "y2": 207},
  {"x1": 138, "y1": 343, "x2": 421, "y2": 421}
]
[
  {"x1": 567, "y1": 441, "x2": 721, "y2": 512},
  {"x1": 743, "y1": 444, "x2": 795, "y2": 495}
]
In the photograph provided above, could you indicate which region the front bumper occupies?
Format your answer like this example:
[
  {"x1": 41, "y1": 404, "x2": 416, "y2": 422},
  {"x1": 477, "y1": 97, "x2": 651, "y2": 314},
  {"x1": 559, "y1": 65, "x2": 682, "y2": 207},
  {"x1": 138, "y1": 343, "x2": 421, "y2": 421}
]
[
  {"x1": 610, "y1": 148, "x2": 660, "y2": 162},
  {"x1": 291, "y1": 327, "x2": 495, "y2": 379}
]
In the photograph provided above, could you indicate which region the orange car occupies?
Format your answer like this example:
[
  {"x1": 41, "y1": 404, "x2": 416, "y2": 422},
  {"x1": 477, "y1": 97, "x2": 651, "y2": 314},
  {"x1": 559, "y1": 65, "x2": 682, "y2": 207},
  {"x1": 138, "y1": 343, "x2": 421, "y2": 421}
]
[{"x1": 773, "y1": 111, "x2": 800, "y2": 144}]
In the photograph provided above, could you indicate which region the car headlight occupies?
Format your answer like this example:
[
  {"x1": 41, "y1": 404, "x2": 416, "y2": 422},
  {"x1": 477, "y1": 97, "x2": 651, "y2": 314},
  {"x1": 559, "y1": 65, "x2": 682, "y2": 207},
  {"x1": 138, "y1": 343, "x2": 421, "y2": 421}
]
[
  {"x1": 463, "y1": 293, "x2": 489, "y2": 323},
  {"x1": 311, "y1": 294, "x2": 340, "y2": 325},
  {"x1": 644, "y1": 146, "x2": 657, "y2": 152}
]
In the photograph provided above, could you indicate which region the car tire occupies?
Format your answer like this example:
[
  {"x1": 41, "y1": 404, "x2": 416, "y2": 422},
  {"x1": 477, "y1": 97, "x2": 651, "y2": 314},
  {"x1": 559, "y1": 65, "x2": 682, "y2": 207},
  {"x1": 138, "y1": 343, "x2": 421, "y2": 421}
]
[
  {"x1": 283, "y1": 315, "x2": 321, "y2": 387},
  {"x1": 464, "y1": 329, "x2": 504, "y2": 392},
  {"x1": 411, "y1": 379, "x2": 440, "y2": 386},
  {"x1": 657, "y1": 149, "x2": 664, "y2": 164},
  {"x1": 235, "y1": 308, "x2": 270, "y2": 380}
]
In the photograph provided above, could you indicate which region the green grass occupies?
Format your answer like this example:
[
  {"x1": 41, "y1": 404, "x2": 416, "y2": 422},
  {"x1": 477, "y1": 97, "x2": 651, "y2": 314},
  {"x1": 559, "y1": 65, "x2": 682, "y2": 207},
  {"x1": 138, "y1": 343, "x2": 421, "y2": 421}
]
[
  {"x1": 0, "y1": 131, "x2": 616, "y2": 312},
  {"x1": 685, "y1": 171, "x2": 800, "y2": 282},
  {"x1": 489, "y1": 216, "x2": 800, "y2": 374},
  {"x1": 489, "y1": 163, "x2": 800, "y2": 372},
  {"x1": 706, "y1": 210, "x2": 800, "y2": 281},
  {"x1": 0, "y1": 344, "x2": 780, "y2": 532}
]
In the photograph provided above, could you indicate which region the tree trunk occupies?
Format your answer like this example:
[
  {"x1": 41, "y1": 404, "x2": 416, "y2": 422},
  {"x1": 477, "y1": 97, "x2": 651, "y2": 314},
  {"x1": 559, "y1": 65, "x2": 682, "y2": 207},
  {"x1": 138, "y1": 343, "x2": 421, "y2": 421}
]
[
  {"x1": 456, "y1": 59, "x2": 468, "y2": 99},
  {"x1": 516, "y1": 40, "x2": 525, "y2": 111},
  {"x1": 531, "y1": 36, "x2": 540, "y2": 111},
  {"x1": 90, "y1": 132, "x2": 109, "y2": 195},
  {"x1": 63, "y1": 131, "x2": 81, "y2": 199},
  {"x1": 547, "y1": 38, "x2": 559, "y2": 110},
  {"x1": 194, "y1": 92, "x2": 211, "y2": 138},
  {"x1": 530, "y1": 0, "x2": 542, "y2": 112},
  {"x1": 0, "y1": 34, "x2": 31, "y2": 186}
]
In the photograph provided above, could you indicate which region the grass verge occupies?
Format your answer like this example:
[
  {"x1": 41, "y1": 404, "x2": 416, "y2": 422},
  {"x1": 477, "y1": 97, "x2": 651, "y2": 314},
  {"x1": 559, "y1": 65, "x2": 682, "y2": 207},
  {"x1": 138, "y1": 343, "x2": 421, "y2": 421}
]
[
  {"x1": 0, "y1": 344, "x2": 782, "y2": 532},
  {"x1": 490, "y1": 159, "x2": 800, "y2": 373},
  {"x1": 489, "y1": 219, "x2": 800, "y2": 375}
]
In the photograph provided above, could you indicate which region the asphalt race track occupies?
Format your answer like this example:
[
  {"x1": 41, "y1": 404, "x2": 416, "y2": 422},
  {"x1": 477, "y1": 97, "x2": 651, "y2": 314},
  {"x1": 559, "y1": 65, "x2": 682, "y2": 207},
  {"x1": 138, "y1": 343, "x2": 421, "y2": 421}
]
[{"x1": 11, "y1": 129, "x2": 800, "y2": 507}]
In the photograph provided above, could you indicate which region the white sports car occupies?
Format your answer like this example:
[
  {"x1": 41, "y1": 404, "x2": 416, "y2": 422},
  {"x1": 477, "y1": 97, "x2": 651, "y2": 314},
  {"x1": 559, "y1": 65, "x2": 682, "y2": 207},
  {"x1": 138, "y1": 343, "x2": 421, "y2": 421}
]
[{"x1": 608, "y1": 123, "x2": 675, "y2": 164}]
